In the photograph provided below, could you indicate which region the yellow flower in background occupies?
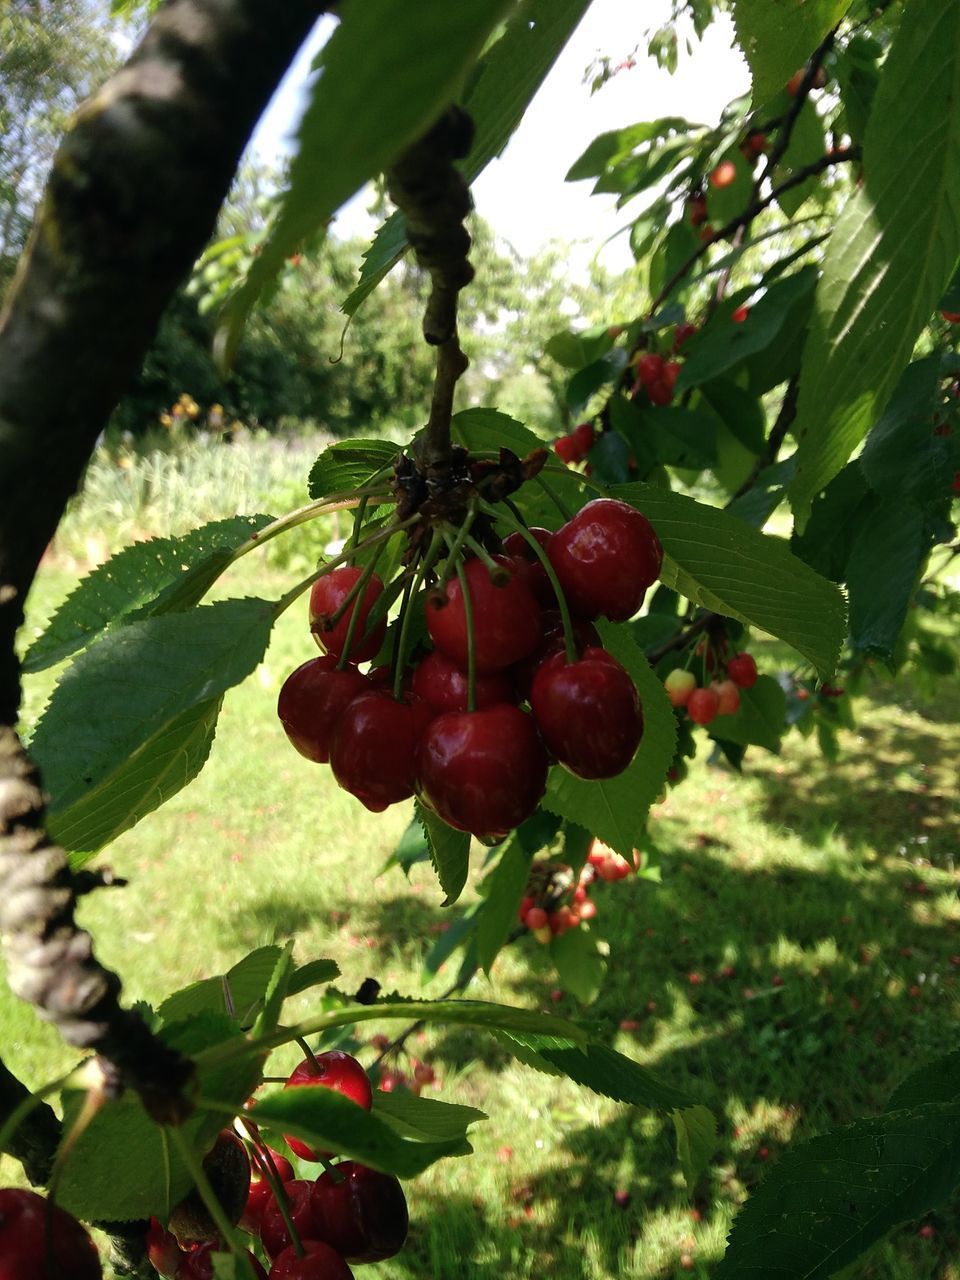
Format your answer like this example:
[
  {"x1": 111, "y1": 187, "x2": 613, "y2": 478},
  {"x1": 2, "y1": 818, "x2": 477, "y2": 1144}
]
[{"x1": 159, "y1": 412, "x2": 173, "y2": 428}]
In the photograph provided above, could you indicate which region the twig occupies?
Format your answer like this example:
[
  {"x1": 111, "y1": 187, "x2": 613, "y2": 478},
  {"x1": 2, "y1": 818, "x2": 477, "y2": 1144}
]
[{"x1": 760, "y1": 28, "x2": 838, "y2": 189}]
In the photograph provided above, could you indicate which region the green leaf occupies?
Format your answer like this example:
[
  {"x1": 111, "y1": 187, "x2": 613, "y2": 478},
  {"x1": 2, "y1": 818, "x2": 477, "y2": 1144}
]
[
  {"x1": 701, "y1": 378, "x2": 766, "y2": 454},
  {"x1": 846, "y1": 500, "x2": 934, "y2": 661},
  {"x1": 859, "y1": 357, "x2": 953, "y2": 507},
  {"x1": 382, "y1": 817, "x2": 432, "y2": 878},
  {"x1": 289, "y1": 959, "x2": 341, "y2": 996},
  {"x1": 307, "y1": 439, "x2": 401, "y2": 501},
  {"x1": 715, "y1": 1102, "x2": 960, "y2": 1280},
  {"x1": 545, "y1": 327, "x2": 613, "y2": 370},
  {"x1": 158, "y1": 945, "x2": 285, "y2": 1026},
  {"x1": 732, "y1": 0, "x2": 854, "y2": 106},
  {"x1": 372, "y1": 1089, "x2": 486, "y2": 1142},
  {"x1": 566, "y1": 350, "x2": 628, "y2": 417},
  {"x1": 833, "y1": 34, "x2": 882, "y2": 149},
  {"x1": 23, "y1": 516, "x2": 272, "y2": 673},
  {"x1": 476, "y1": 817, "x2": 554, "y2": 974},
  {"x1": 32, "y1": 599, "x2": 276, "y2": 861},
  {"x1": 566, "y1": 117, "x2": 697, "y2": 182},
  {"x1": 341, "y1": 211, "x2": 409, "y2": 318},
  {"x1": 888, "y1": 1051, "x2": 960, "y2": 1110},
  {"x1": 790, "y1": 462, "x2": 872, "y2": 582},
  {"x1": 542, "y1": 621, "x2": 677, "y2": 857},
  {"x1": 416, "y1": 800, "x2": 471, "y2": 906},
  {"x1": 251, "y1": 942, "x2": 296, "y2": 1040},
  {"x1": 789, "y1": 0, "x2": 960, "y2": 527},
  {"x1": 550, "y1": 926, "x2": 606, "y2": 1004},
  {"x1": 672, "y1": 1104, "x2": 718, "y2": 1190},
  {"x1": 612, "y1": 484, "x2": 847, "y2": 678},
  {"x1": 217, "y1": 0, "x2": 513, "y2": 363},
  {"x1": 710, "y1": 674, "x2": 787, "y2": 753},
  {"x1": 774, "y1": 100, "x2": 828, "y2": 217}
]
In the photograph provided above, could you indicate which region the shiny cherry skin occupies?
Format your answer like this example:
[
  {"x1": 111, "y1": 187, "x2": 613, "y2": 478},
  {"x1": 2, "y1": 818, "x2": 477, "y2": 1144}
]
[
  {"x1": 268, "y1": 1241, "x2": 355, "y2": 1280},
  {"x1": 687, "y1": 686, "x2": 720, "y2": 725},
  {"x1": 260, "y1": 1181, "x2": 322, "y2": 1259},
  {"x1": 425, "y1": 555, "x2": 541, "y2": 673},
  {"x1": 417, "y1": 705, "x2": 548, "y2": 839},
  {"x1": 411, "y1": 649, "x2": 514, "y2": 715},
  {"x1": 548, "y1": 498, "x2": 663, "y2": 621},
  {"x1": 176, "y1": 1244, "x2": 266, "y2": 1279},
  {"x1": 329, "y1": 691, "x2": 435, "y2": 811},
  {"x1": 726, "y1": 652, "x2": 758, "y2": 689},
  {"x1": 711, "y1": 678, "x2": 741, "y2": 716},
  {"x1": 277, "y1": 657, "x2": 369, "y2": 763},
  {"x1": 511, "y1": 610, "x2": 601, "y2": 698},
  {"x1": 146, "y1": 1218, "x2": 183, "y2": 1278},
  {"x1": 309, "y1": 566, "x2": 386, "y2": 663},
  {"x1": 530, "y1": 648, "x2": 643, "y2": 779},
  {"x1": 0, "y1": 1189, "x2": 101, "y2": 1279},
  {"x1": 239, "y1": 1147, "x2": 296, "y2": 1234},
  {"x1": 635, "y1": 353, "x2": 664, "y2": 388},
  {"x1": 282, "y1": 1051, "x2": 373, "y2": 1162},
  {"x1": 309, "y1": 1162, "x2": 409, "y2": 1263},
  {"x1": 503, "y1": 528, "x2": 556, "y2": 607}
]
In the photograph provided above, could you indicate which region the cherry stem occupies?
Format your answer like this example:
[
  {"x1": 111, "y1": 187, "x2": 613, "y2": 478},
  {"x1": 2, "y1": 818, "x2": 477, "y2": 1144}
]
[
  {"x1": 332, "y1": 538, "x2": 388, "y2": 670},
  {"x1": 238, "y1": 1119, "x2": 305, "y2": 1259},
  {"x1": 477, "y1": 498, "x2": 577, "y2": 664},
  {"x1": 318, "y1": 1155, "x2": 346, "y2": 1184},
  {"x1": 432, "y1": 503, "x2": 477, "y2": 597},
  {"x1": 453, "y1": 555, "x2": 477, "y2": 713},
  {"x1": 392, "y1": 530, "x2": 443, "y2": 701},
  {"x1": 273, "y1": 517, "x2": 419, "y2": 617},
  {"x1": 168, "y1": 1126, "x2": 240, "y2": 1255},
  {"x1": 460, "y1": 532, "x2": 505, "y2": 582},
  {"x1": 533, "y1": 473, "x2": 574, "y2": 521},
  {"x1": 349, "y1": 495, "x2": 370, "y2": 551},
  {"x1": 295, "y1": 1036, "x2": 321, "y2": 1072}
]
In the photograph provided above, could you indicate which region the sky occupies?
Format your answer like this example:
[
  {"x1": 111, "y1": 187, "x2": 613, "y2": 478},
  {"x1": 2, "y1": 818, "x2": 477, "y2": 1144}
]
[{"x1": 251, "y1": 1, "x2": 751, "y2": 274}]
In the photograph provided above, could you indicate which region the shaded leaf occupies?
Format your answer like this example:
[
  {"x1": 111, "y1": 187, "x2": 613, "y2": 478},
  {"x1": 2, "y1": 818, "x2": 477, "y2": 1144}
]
[
  {"x1": 476, "y1": 812, "x2": 558, "y2": 973},
  {"x1": 847, "y1": 500, "x2": 934, "y2": 661},
  {"x1": 308, "y1": 439, "x2": 400, "y2": 500},
  {"x1": 416, "y1": 801, "x2": 471, "y2": 906},
  {"x1": 710, "y1": 674, "x2": 787, "y2": 753},
  {"x1": 733, "y1": 0, "x2": 854, "y2": 106},
  {"x1": 550, "y1": 926, "x2": 606, "y2": 1004},
  {"x1": 673, "y1": 1104, "x2": 718, "y2": 1190}
]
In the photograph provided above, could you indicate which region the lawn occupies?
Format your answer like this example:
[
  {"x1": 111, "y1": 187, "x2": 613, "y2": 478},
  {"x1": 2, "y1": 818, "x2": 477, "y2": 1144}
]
[{"x1": 4, "y1": 444, "x2": 959, "y2": 1279}]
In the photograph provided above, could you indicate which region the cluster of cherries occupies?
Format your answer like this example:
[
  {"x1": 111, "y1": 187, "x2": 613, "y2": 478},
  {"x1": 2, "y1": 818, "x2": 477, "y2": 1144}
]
[
  {"x1": 278, "y1": 497, "x2": 662, "y2": 842},
  {"x1": 518, "y1": 839, "x2": 632, "y2": 944},
  {"x1": 145, "y1": 1049, "x2": 407, "y2": 1279},
  {"x1": 663, "y1": 650, "x2": 758, "y2": 727}
]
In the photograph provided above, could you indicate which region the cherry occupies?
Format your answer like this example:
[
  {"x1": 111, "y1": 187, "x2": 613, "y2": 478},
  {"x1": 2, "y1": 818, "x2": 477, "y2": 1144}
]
[
  {"x1": 530, "y1": 648, "x2": 643, "y2": 779},
  {"x1": 662, "y1": 361, "x2": 682, "y2": 393},
  {"x1": 554, "y1": 434, "x2": 580, "y2": 465},
  {"x1": 710, "y1": 159, "x2": 737, "y2": 188},
  {"x1": 503, "y1": 527, "x2": 556, "y2": 607},
  {"x1": 634, "y1": 353, "x2": 664, "y2": 388},
  {"x1": 260, "y1": 1181, "x2": 322, "y2": 1258},
  {"x1": 942, "y1": 310, "x2": 960, "y2": 323},
  {"x1": 176, "y1": 1244, "x2": 266, "y2": 1279},
  {"x1": 571, "y1": 422, "x2": 596, "y2": 455},
  {"x1": 0, "y1": 1189, "x2": 101, "y2": 1279},
  {"x1": 740, "y1": 131, "x2": 767, "y2": 159},
  {"x1": 673, "y1": 322, "x2": 698, "y2": 350},
  {"x1": 664, "y1": 669, "x2": 697, "y2": 708},
  {"x1": 425, "y1": 555, "x2": 541, "y2": 673},
  {"x1": 687, "y1": 194, "x2": 708, "y2": 227},
  {"x1": 411, "y1": 649, "x2": 513, "y2": 715},
  {"x1": 647, "y1": 379, "x2": 673, "y2": 406},
  {"x1": 329, "y1": 691, "x2": 435, "y2": 811},
  {"x1": 282, "y1": 1051, "x2": 373, "y2": 1162},
  {"x1": 309, "y1": 566, "x2": 386, "y2": 663},
  {"x1": 146, "y1": 1217, "x2": 184, "y2": 1278},
  {"x1": 731, "y1": 305, "x2": 750, "y2": 323},
  {"x1": 687, "y1": 686, "x2": 720, "y2": 725},
  {"x1": 170, "y1": 1130, "x2": 250, "y2": 1245},
  {"x1": 511, "y1": 610, "x2": 601, "y2": 698},
  {"x1": 786, "y1": 69, "x2": 804, "y2": 95},
  {"x1": 277, "y1": 658, "x2": 369, "y2": 763},
  {"x1": 309, "y1": 1162, "x2": 408, "y2": 1262},
  {"x1": 525, "y1": 906, "x2": 548, "y2": 930},
  {"x1": 726, "y1": 652, "x2": 758, "y2": 689},
  {"x1": 548, "y1": 498, "x2": 663, "y2": 621},
  {"x1": 240, "y1": 1147, "x2": 296, "y2": 1234},
  {"x1": 417, "y1": 704, "x2": 548, "y2": 839},
  {"x1": 711, "y1": 679, "x2": 741, "y2": 716},
  {"x1": 268, "y1": 1241, "x2": 355, "y2": 1280}
]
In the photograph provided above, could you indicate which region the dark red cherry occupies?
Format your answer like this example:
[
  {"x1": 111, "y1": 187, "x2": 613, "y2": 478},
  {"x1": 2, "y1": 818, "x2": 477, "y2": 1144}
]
[
  {"x1": 176, "y1": 1243, "x2": 266, "y2": 1279},
  {"x1": 548, "y1": 498, "x2": 663, "y2": 621},
  {"x1": 417, "y1": 705, "x2": 548, "y2": 839},
  {"x1": 277, "y1": 657, "x2": 369, "y2": 763},
  {"x1": 411, "y1": 649, "x2": 514, "y2": 714},
  {"x1": 239, "y1": 1147, "x2": 296, "y2": 1234},
  {"x1": 259, "y1": 1181, "x2": 322, "y2": 1259},
  {"x1": 726, "y1": 652, "x2": 758, "y2": 689},
  {"x1": 503, "y1": 528, "x2": 556, "y2": 607},
  {"x1": 511, "y1": 610, "x2": 602, "y2": 698},
  {"x1": 0, "y1": 1189, "x2": 102, "y2": 1280},
  {"x1": 309, "y1": 566, "x2": 386, "y2": 663},
  {"x1": 530, "y1": 648, "x2": 643, "y2": 779},
  {"x1": 425, "y1": 555, "x2": 541, "y2": 673},
  {"x1": 309, "y1": 1162, "x2": 409, "y2": 1262},
  {"x1": 329, "y1": 691, "x2": 435, "y2": 811},
  {"x1": 282, "y1": 1052, "x2": 373, "y2": 1161},
  {"x1": 267, "y1": 1240, "x2": 355, "y2": 1280}
]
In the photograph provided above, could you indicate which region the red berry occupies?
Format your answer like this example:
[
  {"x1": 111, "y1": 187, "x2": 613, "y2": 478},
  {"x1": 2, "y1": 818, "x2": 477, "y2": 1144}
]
[
  {"x1": 525, "y1": 906, "x2": 549, "y2": 930},
  {"x1": 530, "y1": 648, "x2": 643, "y2": 779},
  {"x1": 740, "y1": 131, "x2": 767, "y2": 159},
  {"x1": 953, "y1": 470, "x2": 960, "y2": 494},
  {"x1": 687, "y1": 195, "x2": 708, "y2": 227},
  {"x1": 731, "y1": 305, "x2": 750, "y2": 324},
  {"x1": 786, "y1": 70, "x2": 804, "y2": 95},
  {"x1": 579, "y1": 899, "x2": 597, "y2": 920},
  {"x1": 661, "y1": 361, "x2": 682, "y2": 392},
  {"x1": 554, "y1": 434, "x2": 579, "y2": 465},
  {"x1": 711, "y1": 679, "x2": 741, "y2": 716},
  {"x1": 571, "y1": 422, "x2": 596, "y2": 456},
  {"x1": 329, "y1": 691, "x2": 435, "y2": 811},
  {"x1": 177, "y1": 1244, "x2": 266, "y2": 1279},
  {"x1": 146, "y1": 1217, "x2": 183, "y2": 1278},
  {"x1": 549, "y1": 905, "x2": 574, "y2": 934},
  {"x1": 260, "y1": 1181, "x2": 323, "y2": 1258},
  {"x1": 425, "y1": 555, "x2": 541, "y2": 673},
  {"x1": 942, "y1": 310, "x2": 960, "y2": 323},
  {"x1": 417, "y1": 705, "x2": 548, "y2": 839},
  {"x1": 411, "y1": 649, "x2": 513, "y2": 715},
  {"x1": 548, "y1": 498, "x2": 663, "y2": 621},
  {"x1": 687, "y1": 686, "x2": 720, "y2": 725},
  {"x1": 503, "y1": 527, "x2": 556, "y2": 608},
  {"x1": 673, "y1": 322, "x2": 698, "y2": 350},
  {"x1": 0, "y1": 1190, "x2": 102, "y2": 1279},
  {"x1": 635, "y1": 353, "x2": 664, "y2": 388},
  {"x1": 309, "y1": 566, "x2": 386, "y2": 663},
  {"x1": 511, "y1": 610, "x2": 601, "y2": 697},
  {"x1": 309, "y1": 1162, "x2": 408, "y2": 1262},
  {"x1": 519, "y1": 895, "x2": 535, "y2": 920},
  {"x1": 710, "y1": 159, "x2": 737, "y2": 188},
  {"x1": 647, "y1": 379, "x2": 673, "y2": 406},
  {"x1": 282, "y1": 1052, "x2": 373, "y2": 1162},
  {"x1": 726, "y1": 652, "x2": 758, "y2": 689},
  {"x1": 664, "y1": 669, "x2": 697, "y2": 708},
  {"x1": 277, "y1": 657, "x2": 369, "y2": 763},
  {"x1": 240, "y1": 1148, "x2": 296, "y2": 1234},
  {"x1": 268, "y1": 1241, "x2": 355, "y2": 1280}
]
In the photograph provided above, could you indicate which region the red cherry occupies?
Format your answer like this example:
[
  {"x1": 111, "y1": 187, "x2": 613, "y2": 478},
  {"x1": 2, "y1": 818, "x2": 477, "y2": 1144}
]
[
  {"x1": 146, "y1": 1217, "x2": 184, "y2": 1278},
  {"x1": 687, "y1": 195, "x2": 708, "y2": 227},
  {"x1": 571, "y1": 422, "x2": 596, "y2": 456},
  {"x1": 786, "y1": 69, "x2": 804, "y2": 95},
  {"x1": 661, "y1": 361, "x2": 682, "y2": 392},
  {"x1": 277, "y1": 658, "x2": 369, "y2": 763},
  {"x1": 548, "y1": 498, "x2": 663, "y2": 621},
  {"x1": 673, "y1": 322, "x2": 698, "y2": 350},
  {"x1": 699, "y1": 224, "x2": 715, "y2": 244},
  {"x1": 530, "y1": 648, "x2": 643, "y2": 779},
  {"x1": 240, "y1": 1148, "x2": 296, "y2": 1234},
  {"x1": 425, "y1": 555, "x2": 541, "y2": 673},
  {"x1": 942, "y1": 310, "x2": 960, "y2": 323},
  {"x1": 309, "y1": 1162, "x2": 408, "y2": 1262},
  {"x1": 664, "y1": 669, "x2": 697, "y2": 708},
  {"x1": 710, "y1": 159, "x2": 737, "y2": 188},
  {"x1": 525, "y1": 906, "x2": 548, "y2": 930},
  {"x1": 260, "y1": 1181, "x2": 322, "y2": 1258},
  {"x1": 177, "y1": 1244, "x2": 266, "y2": 1279},
  {"x1": 0, "y1": 1190, "x2": 102, "y2": 1279},
  {"x1": 687, "y1": 687, "x2": 720, "y2": 725},
  {"x1": 579, "y1": 899, "x2": 597, "y2": 920},
  {"x1": 711, "y1": 679, "x2": 741, "y2": 716},
  {"x1": 634, "y1": 353, "x2": 664, "y2": 388},
  {"x1": 268, "y1": 1241, "x2": 355, "y2": 1280},
  {"x1": 329, "y1": 691, "x2": 435, "y2": 811},
  {"x1": 417, "y1": 705, "x2": 548, "y2": 839},
  {"x1": 511, "y1": 610, "x2": 601, "y2": 698},
  {"x1": 726, "y1": 652, "x2": 758, "y2": 689},
  {"x1": 731, "y1": 305, "x2": 750, "y2": 323},
  {"x1": 740, "y1": 131, "x2": 767, "y2": 159},
  {"x1": 503, "y1": 527, "x2": 556, "y2": 607},
  {"x1": 309, "y1": 566, "x2": 386, "y2": 663},
  {"x1": 282, "y1": 1052, "x2": 373, "y2": 1161},
  {"x1": 411, "y1": 649, "x2": 513, "y2": 715},
  {"x1": 647, "y1": 379, "x2": 673, "y2": 406},
  {"x1": 554, "y1": 434, "x2": 579, "y2": 465}
]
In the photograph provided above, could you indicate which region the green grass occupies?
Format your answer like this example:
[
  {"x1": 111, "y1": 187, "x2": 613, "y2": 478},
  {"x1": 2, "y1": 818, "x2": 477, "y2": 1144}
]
[{"x1": 5, "y1": 485, "x2": 960, "y2": 1279}]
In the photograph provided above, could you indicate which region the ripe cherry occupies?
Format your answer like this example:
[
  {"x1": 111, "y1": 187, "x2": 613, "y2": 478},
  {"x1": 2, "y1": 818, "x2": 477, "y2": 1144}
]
[
  {"x1": 417, "y1": 705, "x2": 548, "y2": 839},
  {"x1": 309, "y1": 566, "x2": 386, "y2": 663},
  {"x1": 146, "y1": 1217, "x2": 183, "y2": 1278},
  {"x1": 726, "y1": 652, "x2": 758, "y2": 689},
  {"x1": 673, "y1": 322, "x2": 698, "y2": 350},
  {"x1": 647, "y1": 379, "x2": 673, "y2": 406},
  {"x1": 525, "y1": 906, "x2": 549, "y2": 930},
  {"x1": 511, "y1": 610, "x2": 601, "y2": 698},
  {"x1": 711, "y1": 679, "x2": 741, "y2": 716},
  {"x1": 687, "y1": 194, "x2": 708, "y2": 227},
  {"x1": 548, "y1": 498, "x2": 663, "y2": 621},
  {"x1": 530, "y1": 648, "x2": 643, "y2": 779},
  {"x1": 710, "y1": 159, "x2": 737, "y2": 188},
  {"x1": 571, "y1": 422, "x2": 596, "y2": 456},
  {"x1": 329, "y1": 691, "x2": 435, "y2": 811},
  {"x1": 260, "y1": 1181, "x2": 322, "y2": 1258},
  {"x1": 687, "y1": 686, "x2": 720, "y2": 725},
  {"x1": 282, "y1": 1052, "x2": 373, "y2": 1162},
  {"x1": 176, "y1": 1244, "x2": 266, "y2": 1279},
  {"x1": 277, "y1": 658, "x2": 369, "y2": 763},
  {"x1": 942, "y1": 310, "x2": 960, "y2": 323},
  {"x1": 503, "y1": 527, "x2": 556, "y2": 607},
  {"x1": 740, "y1": 131, "x2": 767, "y2": 160},
  {"x1": 662, "y1": 361, "x2": 682, "y2": 393},
  {"x1": 664, "y1": 668, "x2": 697, "y2": 707},
  {"x1": 554, "y1": 434, "x2": 580, "y2": 465},
  {"x1": 731, "y1": 305, "x2": 750, "y2": 324},
  {"x1": 0, "y1": 1189, "x2": 101, "y2": 1279},
  {"x1": 635, "y1": 353, "x2": 664, "y2": 388},
  {"x1": 267, "y1": 1241, "x2": 355, "y2": 1280},
  {"x1": 309, "y1": 1162, "x2": 409, "y2": 1262},
  {"x1": 425, "y1": 555, "x2": 541, "y2": 673},
  {"x1": 240, "y1": 1147, "x2": 296, "y2": 1234},
  {"x1": 411, "y1": 649, "x2": 513, "y2": 715}
]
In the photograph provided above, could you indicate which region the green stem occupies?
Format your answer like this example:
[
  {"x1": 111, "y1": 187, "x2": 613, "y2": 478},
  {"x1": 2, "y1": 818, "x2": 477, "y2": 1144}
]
[
  {"x1": 239, "y1": 1120, "x2": 305, "y2": 1259},
  {"x1": 461, "y1": 533, "x2": 507, "y2": 581},
  {"x1": 533, "y1": 473, "x2": 574, "y2": 521},
  {"x1": 295, "y1": 1037, "x2": 320, "y2": 1071},
  {"x1": 391, "y1": 530, "x2": 444, "y2": 700},
  {"x1": 273, "y1": 517, "x2": 419, "y2": 618},
  {"x1": 221, "y1": 489, "x2": 390, "y2": 574},
  {"x1": 168, "y1": 1126, "x2": 239, "y2": 1253},
  {"x1": 540, "y1": 463, "x2": 606, "y2": 499},
  {"x1": 348, "y1": 495, "x2": 370, "y2": 551},
  {"x1": 452, "y1": 551, "x2": 477, "y2": 714}
]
